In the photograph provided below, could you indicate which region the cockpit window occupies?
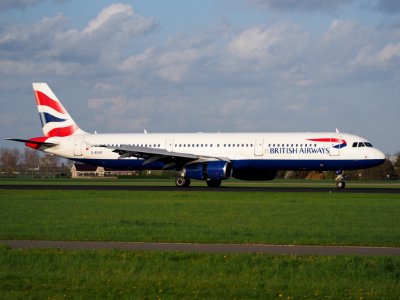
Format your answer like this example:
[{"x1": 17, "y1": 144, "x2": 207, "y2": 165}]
[{"x1": 352, "y1": 142, "x2": 374, "y2": 148}]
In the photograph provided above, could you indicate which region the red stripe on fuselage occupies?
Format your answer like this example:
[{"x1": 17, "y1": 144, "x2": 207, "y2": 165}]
[
  {"x1": 307, "y1": 138, "x2": 346, "y2": 144},
  {"x1": 35, "y1": 91, "x2": 66, "y2": 114}
]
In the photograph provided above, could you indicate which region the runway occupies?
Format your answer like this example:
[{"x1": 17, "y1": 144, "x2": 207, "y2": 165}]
[
  {"x1": 0, "y1": 184, "x2": 399, "y2": 193},
  {"x1": 2, "y1": 240, "x2": 400, "y2": 256}
]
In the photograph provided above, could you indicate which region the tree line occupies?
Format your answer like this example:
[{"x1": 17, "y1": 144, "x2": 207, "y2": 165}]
[
  {"x1": 0, "y1": 148, "x2": 71, "y2": 178},
  {"x1": 0, "y1": 147, "x2": 399, "y2": 180}
]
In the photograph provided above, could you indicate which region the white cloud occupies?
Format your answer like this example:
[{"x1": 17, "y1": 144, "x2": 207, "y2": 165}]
[
  {"x1": 246, "y1": 0, "x2": 353, "y2": 11},
  {"x1": 353, "y1": 42, "x2": 400, "y2": 66},
  {"x1": 82, "y1": 3, "x2": 157, "y2": 38},
  {"x1": 220, "y1": 24, "x2": 309, "y2": 75},
  {"x1": 120, "y1": 38, "x2": 213, "y2": 83},
  {"x1": 88, "y1": 95, "x2": 138, "y2": 116},
  {"x1": 0, "y1": 3, "x2": 158, "y2": 74},
  {"x1": 227, "y1": 26, "x2": 280, "y2": 61},
  {"x1": 0, "y1": 59, "x2": 80, "y2": 76}
]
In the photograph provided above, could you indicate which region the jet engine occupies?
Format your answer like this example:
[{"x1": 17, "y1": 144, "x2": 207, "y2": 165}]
[{"x1": 184, "y1": 161, "x2": 232, "y2": 180}]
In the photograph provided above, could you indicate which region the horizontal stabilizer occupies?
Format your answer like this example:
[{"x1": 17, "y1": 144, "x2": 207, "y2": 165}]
[{"x1": 4, "y1": 138, "x2": 58, "y2": 147}]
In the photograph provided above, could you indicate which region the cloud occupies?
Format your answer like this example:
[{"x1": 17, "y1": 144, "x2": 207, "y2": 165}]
[
  {"x1": 246, "y1": 0, "x2": 353, "y2": 11},
  {"x1": 120, "y1": 37, "x2": 214, "y2": 82},
  {"x1": 82, "y1": 3, "x2": 157, "y2": 38},
  {"x1": 374, "y1": 0, "x2": 400, "y2": 13},
  {"x1": 0, "y1": 0, "x2": 44, "y2": 12},
  {"x1": 48, "y1": 4, "x2": 158, "y2": 63},
  {"x1": 0, "y1": 13, "x2": 69, "y2": 59},
  {"x1": 0, "y1": 3, "x2": 158, "y2": 74},
  {"x1": 353, "y1": 43, "x2": 400, "y2": 66},
  {"x1": 245, "y1": 0, "x2": 400, "y2": 14},
  {"x1": 221, "y1": 24, "x2": 309, "y2": 73},
  {"x1": 0, "y1": 0, "x2": 70, "y2": 12}
]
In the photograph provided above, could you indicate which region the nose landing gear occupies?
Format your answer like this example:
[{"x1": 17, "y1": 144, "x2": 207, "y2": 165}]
[{"x1": 335, "y1": 171, "x2": 346, "y2": 189}]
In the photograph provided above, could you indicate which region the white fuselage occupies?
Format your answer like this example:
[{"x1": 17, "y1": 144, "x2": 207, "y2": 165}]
[{"x1": 42, "y1": 132, "x2": 385, "y2": 172}]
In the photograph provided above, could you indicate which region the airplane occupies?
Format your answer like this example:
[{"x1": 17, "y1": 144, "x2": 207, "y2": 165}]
[{"x1": 6, "y1": 83, "x2": 386, "y2": 188}]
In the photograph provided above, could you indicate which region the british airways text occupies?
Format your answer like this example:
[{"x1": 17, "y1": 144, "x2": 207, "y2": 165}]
[{"x1": 269, "y1": 147, "x2": 330, "y2": 155}]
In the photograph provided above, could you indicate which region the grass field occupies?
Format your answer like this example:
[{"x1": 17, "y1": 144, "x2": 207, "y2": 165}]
[
  {"x1": 1, "y1": 189, "x2": 399, "y2": 246},
  {"x1": 1, "y1": 245, "x2": 400, "y2": 299},
  {"x1": 1, "y1": 183, "x2": 400, "y2": 298}
]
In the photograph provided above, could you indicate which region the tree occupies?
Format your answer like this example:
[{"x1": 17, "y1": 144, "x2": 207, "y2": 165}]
[
  {"x1": 40, "y1": 154, "x2": 60, "y2": 177},
  {"x1": 394, "y1": 152, "x2": 400, "y2": 178},
  {"x1": 0, "y1": 147, "x2": 21, "y2": 175},
  {"x1": 356, "y1": 159, "x2": 396, "y2": 180},
  {"x1": 21, "y1": 148, "x2": 40, "y2": 175}
]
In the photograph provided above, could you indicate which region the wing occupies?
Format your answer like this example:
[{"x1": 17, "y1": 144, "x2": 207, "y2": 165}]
[{"x1": 97, "y1": 144, "x2": 227, "y2": 170}]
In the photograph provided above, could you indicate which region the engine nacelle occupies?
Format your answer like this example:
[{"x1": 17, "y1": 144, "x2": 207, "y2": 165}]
[
  {"x1": 232, "y1": 168, "x2": 277, "y2": 181},
  {"x1": 184, "y1": 161, "x2": 232, "y2": 180}
]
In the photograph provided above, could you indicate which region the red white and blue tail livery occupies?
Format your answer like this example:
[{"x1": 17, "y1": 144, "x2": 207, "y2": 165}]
[
  {"x1": 6, "y1": 83, "x2": 386, "y2": 188},
  {"x1": 33, "y1": 83, "x2": 86, "y2": 137}
]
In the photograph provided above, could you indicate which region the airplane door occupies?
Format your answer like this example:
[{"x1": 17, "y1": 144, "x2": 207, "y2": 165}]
[
  {"x1": 329, "y1": 135, "x2": 340, "y2": 156},
  {"x1": 254, "y1": 139, "x2": 264, "y2": 156},
  {"x1": 73, "y1": 137, "x2": 83, "y2": 156},
  {"x1": 165, "y1": 139, "x2": 174, "y2": 152}
]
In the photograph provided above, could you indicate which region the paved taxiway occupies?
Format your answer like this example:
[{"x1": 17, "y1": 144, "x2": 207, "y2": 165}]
[
  {"x1": 2, "y1": 240, "x2": 400, "y2": 256},
  {"x1": 0, "y1": 184, "x2": 399, "y2": 193}
]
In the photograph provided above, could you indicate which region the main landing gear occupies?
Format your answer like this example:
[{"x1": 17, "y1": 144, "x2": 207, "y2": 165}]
[
  {"x1": 175, "y1": 176, "x2": 191, "y2": 187},
  {"x1": 206, "y1": 179, "x2": 222, "y2": 188},
  {"x1": 335, "y1": 171, "x2": 346, "y2": 189}
]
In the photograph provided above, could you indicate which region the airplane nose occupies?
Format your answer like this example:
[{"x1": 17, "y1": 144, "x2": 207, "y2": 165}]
[{"x1": 374, "y1": 149, "x2": 386, "y2": 162}]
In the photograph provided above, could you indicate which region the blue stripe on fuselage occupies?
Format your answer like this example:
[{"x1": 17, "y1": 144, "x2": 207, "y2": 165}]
[{"x1": 72, "y1": 158, "x2": 385, "y2": 172}]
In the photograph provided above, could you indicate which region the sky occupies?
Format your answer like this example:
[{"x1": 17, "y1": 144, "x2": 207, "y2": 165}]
[{"x1": 0, "y1": 0, "x2": 399, "y2": 154}]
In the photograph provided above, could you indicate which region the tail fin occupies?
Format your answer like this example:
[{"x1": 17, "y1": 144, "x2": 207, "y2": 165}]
[{"x1": 33, "y1": 82, "x2": 86, "y2": 137}]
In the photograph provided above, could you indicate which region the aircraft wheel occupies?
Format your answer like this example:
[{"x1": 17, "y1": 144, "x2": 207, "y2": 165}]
[
  {"x1": 336, "y1": 181, "x2": 346, "y2": 189},
  {"x1": 175, "y1": 176, "x2": 190, "y2": 187},
  {"x1": 206, "y1": 179, "x2": 221, "y2": 188}
]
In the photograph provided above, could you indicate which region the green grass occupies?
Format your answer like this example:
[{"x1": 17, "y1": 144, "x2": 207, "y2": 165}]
[
  {"x1": 1, "y1": 190, "x2": 400, "y2": 246},
  {"x1": 1, "y1": 246, "x2": 399, "y2": 299}
]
